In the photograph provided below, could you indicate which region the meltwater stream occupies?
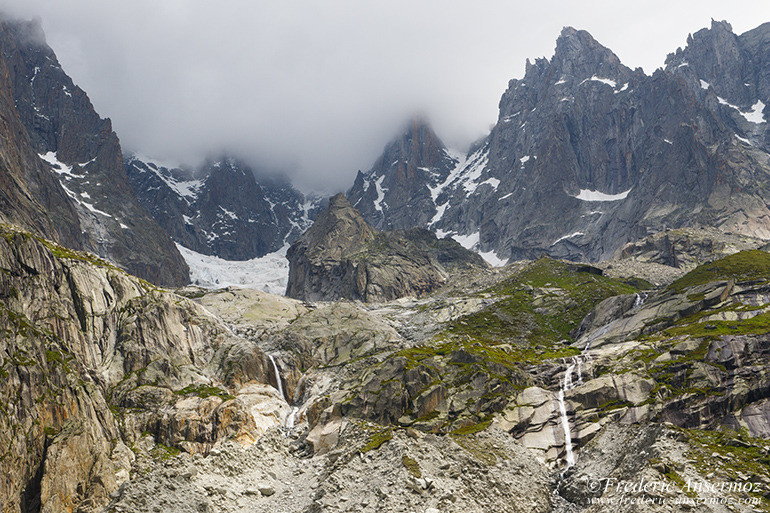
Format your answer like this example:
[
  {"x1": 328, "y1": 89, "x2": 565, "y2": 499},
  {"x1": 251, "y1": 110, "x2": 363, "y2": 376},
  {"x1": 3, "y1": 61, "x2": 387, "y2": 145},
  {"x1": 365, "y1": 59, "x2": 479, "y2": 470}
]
[
  {"x1": 269, "y1": 354, "x2": 299, "y2": 435},
  {"x1": 557, "y1": 359, "x2": 577, "y2": 467},
  {"x1": 557, "y1": 348, "x2": 591, "y2": 468},
  {"x1": 268, "y1": 354, "x2": 285, "y2": 401}
]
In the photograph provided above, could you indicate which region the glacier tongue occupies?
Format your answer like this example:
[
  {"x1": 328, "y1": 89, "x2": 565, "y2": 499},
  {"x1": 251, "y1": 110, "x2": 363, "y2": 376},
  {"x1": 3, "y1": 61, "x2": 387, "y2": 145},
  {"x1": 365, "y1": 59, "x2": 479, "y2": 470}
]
[{"x1": 176, "y1": 243, "x2": 289, "y2": 294}]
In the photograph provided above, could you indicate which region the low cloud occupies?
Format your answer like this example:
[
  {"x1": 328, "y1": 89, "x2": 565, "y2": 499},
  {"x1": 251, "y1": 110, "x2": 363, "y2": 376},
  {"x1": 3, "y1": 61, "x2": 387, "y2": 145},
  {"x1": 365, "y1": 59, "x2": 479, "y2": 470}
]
[{"x1": 2, "y1": 0, "x2": 768, "y2": 192}]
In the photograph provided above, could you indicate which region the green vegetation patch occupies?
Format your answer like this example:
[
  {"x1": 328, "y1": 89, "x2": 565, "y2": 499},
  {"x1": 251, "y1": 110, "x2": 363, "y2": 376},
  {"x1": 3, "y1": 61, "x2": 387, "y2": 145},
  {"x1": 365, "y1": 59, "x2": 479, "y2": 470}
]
[
  {"x1": 661, "y1": 469, "x2": 696, "y2": 498},
  {"x1": 173, "y1": 384, "x2": 234, "y2": 402},
  {"x1": 663, "y1": 311, "x2": 770, "y2": 340},
  {"x1": 473, "y1": 257, "x2": 634, "y2": 339},
  {"x1": 361, "y1": 428, "x2": 393, "y2": 453},
  {"x1": 150, "y1": 442, "x2": 182, "y2": 461},
  {"x1": 402, "y1": 454, "x2": 422, "y2": 478},
  {"x1": 443, "y1": 257, "x2": 636, "y2": 359},
  {"x1": 682, "y1": 428, "x2": 770, "y2": 505},
  {"x1": 669, "y1": 250, "x2": 770, "y2": 292},
  {"x1": 450, "y1": 418, "x2": 492, "y2": 436}
]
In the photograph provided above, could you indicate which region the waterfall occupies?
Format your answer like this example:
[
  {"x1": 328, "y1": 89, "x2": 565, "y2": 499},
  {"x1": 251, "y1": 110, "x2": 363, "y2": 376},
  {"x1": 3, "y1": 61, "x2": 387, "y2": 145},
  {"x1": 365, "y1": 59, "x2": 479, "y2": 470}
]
[
  {"x1": 633, "y1": 292, "x2": 648, "y2": 310},
  {"x1": 575, "y1": 356, "x2": 583, "y2": 386},
  {"x1": 563, "y1": 359, "x2": 576, "y2": 390},
  {"x1": 557, "y1": 388, "x2": 575, "y2": 467},
  {"x1": 558, "y1": 353, "x2": 588, "y2": 468},
  {"x1": 269, "y1": 355, "x2": 300, "y2": 434},
  {"x1": 286, "y1": 407, "x2": 299, "y2": 430},
  {"x1": 268, "y1": 355, "x2": 285, "y2": 401}
]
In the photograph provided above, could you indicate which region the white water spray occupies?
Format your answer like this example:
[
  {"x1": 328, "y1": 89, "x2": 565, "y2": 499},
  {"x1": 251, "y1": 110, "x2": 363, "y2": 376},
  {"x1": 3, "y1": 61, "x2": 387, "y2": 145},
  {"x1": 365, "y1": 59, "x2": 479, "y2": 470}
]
[
  {"x1": 269, "y1": 355, "x2": 300, "y2": 435},
  {"x1": 286, "y1": 407, "x2": 299, "y2": 430},
  {"x1": 268, "y1": 355, "x2": 285, "y2": 401},
  {"x1": 557, "y1": 388, "x2": 575, "y2": 467},
  {"x1": 557, "y1": 347, "x2": 594, "y2": 468}
]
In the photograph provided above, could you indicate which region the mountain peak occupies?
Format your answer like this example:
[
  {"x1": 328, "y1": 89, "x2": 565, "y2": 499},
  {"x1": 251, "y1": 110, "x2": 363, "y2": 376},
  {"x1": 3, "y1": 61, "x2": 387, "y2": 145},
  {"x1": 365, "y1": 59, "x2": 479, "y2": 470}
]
[
  {"x1": 328, "y1": 192, "x2": 352, "y2": 210},
  {"x1": 395, "y1": 115, "x2": 439, "y2": 142},
  {"x1": 710, "y1": 19, "x2": 733, "y2": 34},
  {"x1": 551, "y1": 26, "x2": 627, "y2": 79}
]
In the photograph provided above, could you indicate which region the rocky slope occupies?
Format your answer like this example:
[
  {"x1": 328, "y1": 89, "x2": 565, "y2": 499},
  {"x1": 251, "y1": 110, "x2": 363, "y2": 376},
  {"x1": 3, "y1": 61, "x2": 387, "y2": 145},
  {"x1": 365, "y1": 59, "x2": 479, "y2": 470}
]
[
  {"x1": 112, "y1": 248, "x2": 770, "y2": 512},
  {"x1": 125, "y1": 155, "x2": 321, "y2": 260},
  {"x1": 351, "y1": 21, "x2": 770, "y2": 265},
  {"x1": 347, "y1": 117, "x2": 460, "y2": 231},
  {"x1": 0, "y1": 224, "x2": 279, "y2": 512},
  {"x1": 0, "y1": 16, "x2": 188, "y2": 286},
  {"x1": 285, "y1": 193, "x2": 487, "y2": 302},
  {"x1": 2, "y1": 219, "x2": 769, "y2": 511}
]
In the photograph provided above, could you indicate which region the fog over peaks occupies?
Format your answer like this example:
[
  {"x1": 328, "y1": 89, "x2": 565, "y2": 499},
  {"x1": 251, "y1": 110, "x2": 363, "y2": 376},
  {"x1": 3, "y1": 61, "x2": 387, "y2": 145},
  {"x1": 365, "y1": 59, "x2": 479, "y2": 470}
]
[{"x1": 2, "y1": 0, "x2": 768, "y2": 193}]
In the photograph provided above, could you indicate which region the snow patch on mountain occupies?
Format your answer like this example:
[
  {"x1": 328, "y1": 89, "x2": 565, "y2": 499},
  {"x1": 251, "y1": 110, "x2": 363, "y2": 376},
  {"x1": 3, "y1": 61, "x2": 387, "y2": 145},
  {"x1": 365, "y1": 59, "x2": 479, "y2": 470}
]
[
  {"x1": 742, "y1": 100, "x2": 766, "y2": 124},
  {"x1": 579, "y1": 76, "x2": 617, "y2": 88},
  {"x1": 40, "y1": 151, "x2": 74, "y2": 177},
  {"x1": 572, "y1": 188, "x2": 631, "y2": 202},
  {"x1": 552, "y1": 232, "x2": 584, "y2": 245},
  {"x1": 434, "y1": 229, "x2": 507, "y2": 267},
  {"x1": 427, "y1": 149, "x2": 468, "y2": 227},
  {"x1": 373, "y1": 176, "x2": 387, "y2": 213},
  {"x1": 127, "y1": 154, "x2": 202, "y2": 200},
  {"x1": 40, "y1": 152, "x2": 113, "y2": 218},
  {"x1": 478, "y1": 250, "x2": 508, "y2": 267},
  {"x1": 176, "y1": 243, "x2": 289, "y2": 294},
  {"x1": 480, "y1": 177, "x2": 500, "y2": 189}
]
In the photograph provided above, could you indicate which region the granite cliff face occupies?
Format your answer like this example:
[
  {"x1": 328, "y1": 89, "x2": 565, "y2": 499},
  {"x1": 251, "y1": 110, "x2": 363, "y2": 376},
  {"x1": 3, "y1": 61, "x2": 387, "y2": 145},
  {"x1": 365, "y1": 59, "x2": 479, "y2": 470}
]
[
  {"x1": 352, "y1": 22, "x2": 770, "y2": 264},
  {"x1": 285, "y1": 193, "x2": 487, "y2": 302},
  {"x1": 0, "y1": 224, "x2": 277, "y2": 512},
  {"x1": 0, "y1": 17, "x2": 188, "y2": 286},
  {"x1": 125, "y1": 155, "x2": 321, "y2": 260},
  {"x1": 0, "y1": 24, "x2": 81, "y2": 249},
  {"x1": 347, "y1": 117, "x2": 460, "y2": 231}
]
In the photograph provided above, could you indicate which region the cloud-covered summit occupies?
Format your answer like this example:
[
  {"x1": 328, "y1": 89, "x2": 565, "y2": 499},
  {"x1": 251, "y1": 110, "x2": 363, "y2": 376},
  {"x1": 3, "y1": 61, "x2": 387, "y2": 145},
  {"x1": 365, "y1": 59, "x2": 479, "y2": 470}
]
[{"x1": 2, "y1": 0, "x2": 768, "y2": 192}]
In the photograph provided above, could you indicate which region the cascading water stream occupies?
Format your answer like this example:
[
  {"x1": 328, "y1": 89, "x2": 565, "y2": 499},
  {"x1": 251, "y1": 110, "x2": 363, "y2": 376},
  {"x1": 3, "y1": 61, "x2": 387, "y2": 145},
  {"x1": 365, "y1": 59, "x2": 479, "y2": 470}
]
[
  {"x1": 268, "y1": 355, "x2": 285, "y2": 401},
  {"x1": 286, "y1": 407, "x2": 299, "y2": 430},
  {"x1": 558, "y1": 360, "x2": 577, "y2": 467},
  {"x1": 557, "y1": 343, "x2": 593, "y2": 468},
  {"x1": 269, "y1": 354, "x2": 299, "y2": 435}
]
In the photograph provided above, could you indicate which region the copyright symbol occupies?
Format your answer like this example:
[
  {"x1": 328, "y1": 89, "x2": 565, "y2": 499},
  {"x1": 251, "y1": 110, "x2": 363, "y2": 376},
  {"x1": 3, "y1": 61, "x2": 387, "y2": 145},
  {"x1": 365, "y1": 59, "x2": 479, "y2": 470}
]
[{"x1": 588, "y1": 479, "x2": 601, "y2": 492}]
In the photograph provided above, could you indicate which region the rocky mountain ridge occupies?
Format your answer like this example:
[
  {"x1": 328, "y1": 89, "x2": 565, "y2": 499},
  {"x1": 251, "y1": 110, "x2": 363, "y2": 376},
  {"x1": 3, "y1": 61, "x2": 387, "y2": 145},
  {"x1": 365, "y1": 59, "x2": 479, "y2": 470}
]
[
  {"x1": 350, "y1": 21, "x2": 770, "y2": 265},
  {"x1": 0, "y1": 17, "x2": 189, "y2": 286},
  {"x1": 285, "y1": 193, "x2": 487, "y2": 302},
  {"x1": 125, "y1": 155, "x2": 321, "y2": 261}
]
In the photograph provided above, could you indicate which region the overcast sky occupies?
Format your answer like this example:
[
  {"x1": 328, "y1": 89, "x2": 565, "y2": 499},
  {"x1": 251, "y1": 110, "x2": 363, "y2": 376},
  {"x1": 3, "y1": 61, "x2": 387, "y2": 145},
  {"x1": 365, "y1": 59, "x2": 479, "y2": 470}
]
[{"x1": 2, "y1": 1, "x2": 770, "y2": 192}]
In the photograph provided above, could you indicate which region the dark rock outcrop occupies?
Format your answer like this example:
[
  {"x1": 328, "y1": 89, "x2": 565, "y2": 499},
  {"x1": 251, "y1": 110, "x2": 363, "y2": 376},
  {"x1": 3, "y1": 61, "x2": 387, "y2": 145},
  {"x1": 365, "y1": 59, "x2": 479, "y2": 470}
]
[
  {"x1": 352, "y1": 22, "x2": 770, "y2": 264},
  {"x1": 0, "y1": 26, "x2": 81, "y2": 248},
  {"x1": 125, "y1": 155, "x2": 321, "y2": 260},
  {"x1": 0, "y1": 16, "x2": 188, "y2": 286},
  {"x1": 347, "y1": 117, "x2": 459, "y2": 231},
  {"x1": 286, "y1": 194, "x2": 486, "y2": 302}
]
